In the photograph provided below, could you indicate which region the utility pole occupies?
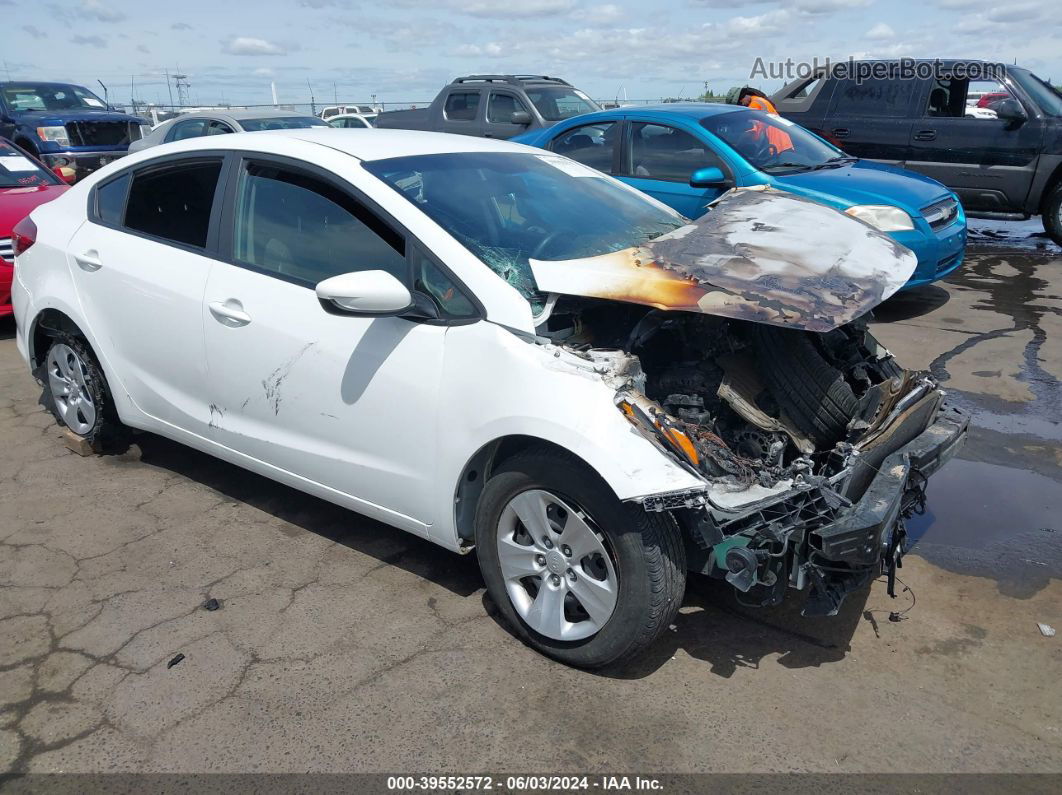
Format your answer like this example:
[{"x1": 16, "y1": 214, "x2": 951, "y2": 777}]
[
  {"x1": 172, "y1": 71, "x2": 190, "y2": 107},
  {"x1": 307, "y1": 79, "x2": 316, "y2": 116},
  {"x1": 333, "y1": 81, "x2": 338, "y2": 105},
  {"x1": 165, "y1": 68, "x2": 174, "y2": 108}
]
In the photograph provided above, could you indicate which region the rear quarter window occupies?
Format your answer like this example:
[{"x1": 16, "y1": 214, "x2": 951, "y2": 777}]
[{"x1": 94, "y1": 173, "x2": 130, "y2": 225}]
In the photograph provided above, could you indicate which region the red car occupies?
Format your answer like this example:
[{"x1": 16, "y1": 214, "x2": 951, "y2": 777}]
[{"x1": 1, "y1": 138, "x2": 69, "y2": 316}]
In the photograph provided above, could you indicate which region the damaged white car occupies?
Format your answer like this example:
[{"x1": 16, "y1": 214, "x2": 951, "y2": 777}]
[{"x1": 11, "y1": 130, "x2": 968, "y2": 667}]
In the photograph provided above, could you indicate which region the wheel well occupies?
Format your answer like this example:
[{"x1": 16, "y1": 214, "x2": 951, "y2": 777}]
[
  {"x1": 1040, "y1": 163, "x2": 1062, "y2": 213},
  {"x1": 30, "y1": 309, "x2": 88, "y2": 369},
  {"x1": 453, "y1": 435, "x2": 603, "y2": 544}
]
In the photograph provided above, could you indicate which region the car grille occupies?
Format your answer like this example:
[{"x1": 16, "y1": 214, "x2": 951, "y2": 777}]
[
  {"x1": 0, "y1": 237, "x2": 13, "y2": 262},
  {"x1": 64, "y1": 121, "x2": 136, "y2": 147},
  {"x1": 922, "y1": 197, "x2": 960, "y2": 231}
]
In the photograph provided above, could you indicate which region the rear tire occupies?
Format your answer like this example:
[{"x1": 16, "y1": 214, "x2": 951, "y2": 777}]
[
  {"x1": 475, "y1": 447, "x2": 685, "y2": 668},
  {"x1": 749, "y1": 324, "x2": 858, "y2": 448},
  {"x1": 1043, "y1": 183, "x2": 1062, "y2": 248},
  {"x1": 41, "y1": 333, "x2": 124, "y2": 450}
]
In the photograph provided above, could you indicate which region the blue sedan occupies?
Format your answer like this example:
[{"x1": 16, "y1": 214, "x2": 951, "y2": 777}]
[{"x1": 513, "y1": 104, "x2": 966, "y2": 288}]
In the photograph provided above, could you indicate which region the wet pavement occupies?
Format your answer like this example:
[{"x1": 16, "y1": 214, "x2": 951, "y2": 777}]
[
  {"x1": 871, "y1": 221, "x2": 1061, "y2": 596},
  {"x1": 0, "y1": 223, "x2": 1060, "y2": 774}
]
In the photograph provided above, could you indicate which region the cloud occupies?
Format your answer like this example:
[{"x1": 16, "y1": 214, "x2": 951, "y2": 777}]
[
  {"x1": 298, "y1": 0, "x2": 348, "y2": 6},
  {"x1": 253, "y1": 67, "x2": 275, "y2": 76},
  {"x1": 986, "y1": 3, "x2": 1044, "y2": 22},
  {"x1": 454, "y1": 0, "x2": 575, "y2": 18},
  {"x1": 726, "y1": 9, "x2": 791, "y2": 36},
  {"x1": 786, "y1": 0, "x2": 872, "y2": 14},
  {"x1": 71, "y1": 34, "x2": 106, "y2": 47},
  {"x1": 22, "y1": 24, "x2": 48, "y2": 38},
  {"x1": 865, "y1": 22, "x2": 895, "y2": 39},
  {"x1": 222, "y1": 36, "x2": 288, "y2": 56},
  {"x1": 451, "y1": 41, "x2": 505, "y2": 57},
  {"x1": 137, "y1": 44, "x2": 150, "y2": 53},
  {"x1": 172, "y1": 22, "x2": 192, "y2": 30},
  {"x1": 77, "y1": 0, "x2": 126, "y2": 22},
  {"x1": 572, "y1": 4, "x2": 624, "y2": 23}
]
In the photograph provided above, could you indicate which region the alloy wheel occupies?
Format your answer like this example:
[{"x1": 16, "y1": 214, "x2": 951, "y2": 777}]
[
  {"x1": 46, "y1": 343, "x2": 97, "y2": 436},
  {"x1": 496, "y1": 489, "x2": 618, "y2": 641}
]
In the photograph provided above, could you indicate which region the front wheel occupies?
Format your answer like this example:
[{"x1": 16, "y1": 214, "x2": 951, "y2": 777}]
[
  {"x1": 475, "y1": 448, "x2": 685, "y2": 668},
  {"x1": 1043, "y1": 183, "x2": 1062, "y2": 248}
]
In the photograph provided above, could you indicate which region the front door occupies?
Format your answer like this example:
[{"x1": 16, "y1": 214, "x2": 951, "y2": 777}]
[
  {"x1": 65, "y1": 155, "x2": 225, "y2": 431},
  {"x1": 202, "y1": 156, "x2": 451, "y2": 524},
  {"x1": 904, "y1": 77, "x2": 1044, "y2": 213},
  {"x1": 484, "y1": 91, "x2": 532, "y2": 139},
  {"x1": 621, "y1": 121, "x2": 729, "y2": 218}
]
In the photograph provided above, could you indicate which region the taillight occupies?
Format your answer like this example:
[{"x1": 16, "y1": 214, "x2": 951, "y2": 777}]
[{"x1": 12, "y1": 216, "x2": 37, "y2": 257}]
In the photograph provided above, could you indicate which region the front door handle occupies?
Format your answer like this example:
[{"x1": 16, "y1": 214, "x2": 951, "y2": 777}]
[
  {"x1": 914, "y1": 130, "x2": 937, "y2": 141},
  {"x1": 209, "y1": 300, "x2": 252, "y2": 327},
  {"x1": 831, "y1": 127, "x2": 850, "y2": 139},
  {"x1": 75, "y1": 250, "x2": 102, "y2": 271}
]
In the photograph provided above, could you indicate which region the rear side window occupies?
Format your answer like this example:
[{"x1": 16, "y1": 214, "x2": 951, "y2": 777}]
[
  {"x1": 95, "y1": 173, "x2": 130, "y2": 225},
  {"x1": 168, "y1": 119, "x2": 207, "y2": 142},
  {"x1": 124, "y1": 160, "x2": 223, "y2": 248},
  {"x1": 829, "y1": 78, "x2": 918, "y2": 118},
  {"x1": 233, "y1": 162, "x2": 407, "y2": 286},
  {"x1": 549, "y1": 122, "x2": 617, "y2": 174},
  {"x1": 444, "y1": 92, "x2": 480, "y2": 121}
]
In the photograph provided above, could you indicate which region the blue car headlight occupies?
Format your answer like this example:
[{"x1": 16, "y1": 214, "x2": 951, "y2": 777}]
[{"x1": 844, "y1": 205, "x2": 915, "y2": 232}]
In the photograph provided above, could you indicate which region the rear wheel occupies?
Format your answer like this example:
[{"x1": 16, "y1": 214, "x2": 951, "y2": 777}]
[
  {"x1": 42, "y1": 333, "x2": 123, "y2": 449},
  {"x1": 1043, "y1": 182, "x2": 1062, "y2": 248},
  {"x1": 475, "y1": 448, "x2": 685, "y2": 668}
]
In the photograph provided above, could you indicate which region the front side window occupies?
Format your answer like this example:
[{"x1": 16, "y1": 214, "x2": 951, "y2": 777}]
[
  {"x1": 124, "y1": 160, "x2": 222, "y2": 248},
  {"x1": 363, "y1": 152, "x2": 684, "y2": 306},
  {"x1": 701, "y1": 111, "x2": 848, "y2": 174},
  {"x1": 523, "y1": 87, "x2": 599, "y2": 121},
  {"x1": 444, "y1": 92, "x2": 481, "y2": 121},
  {"x1": 1009, "y1": 69, "x2": 1062, "y2": 117},
  {"x1": 628, "y1": 123, "x2": 718, "y2": 181},
  {"x1": 410, "y1": 245, "x2": 477, "y2": 320},
  {"x1": 168, "y1": 119, "x2": 207, "y2": 142},
  {"x1": 487, "y1": 92, "x2": 529, "y2": 123},
  {"x1": 237, "y1": 116, "x2": 329, "y2": 132},
  {"x1": 233, "y1": 162, "x2": 406, "y2": 286},
  {"x1": 549, "y1": 122, "x2": 617, "y2": 174}
]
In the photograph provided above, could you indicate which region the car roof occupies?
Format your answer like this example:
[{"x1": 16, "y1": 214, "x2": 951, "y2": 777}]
[
  {"x1": 561, "y1": 103, "x2": 748, "y2": 123},
  {"x1": 168, "y1": 109, "x2": 315, "y2": 122},
  {"x1": 143, "y1": 128, "x2": 538, "y2": 161}
]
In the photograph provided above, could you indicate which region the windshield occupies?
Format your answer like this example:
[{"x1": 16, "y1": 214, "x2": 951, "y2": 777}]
[
  {"x1": 0, "y1": 140, "x2": 61, "y2": 188},
  {"x1": 1010, "y1": 69, "x2": 1062, "y2": 117},
  {"x1": 701, "y1": 110, "x2": 849, "y2": 174},
  {"x1": 363, "y1": 152, "x2": 684, "y2": 306},
  {"x1": 1, "y1": 83, "x2": 108, "y2": 112},
  {"x1": 524, "y1": 87, "x2": 600, "y2": 121},
  {"x1": 239, "y1": 116, "x2": 330, "y2": 131}
]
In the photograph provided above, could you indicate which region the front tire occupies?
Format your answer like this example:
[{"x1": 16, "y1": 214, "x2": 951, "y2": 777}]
[
  {"x1": 475, "y1": 447, "x2": 685, "y2": 668},
  {"x1": 1043, "y1": 183, "x2": 1062, "y2": 248},
  {"x1": 41, "y1": 333, "x2": 123, "y2": 449}
]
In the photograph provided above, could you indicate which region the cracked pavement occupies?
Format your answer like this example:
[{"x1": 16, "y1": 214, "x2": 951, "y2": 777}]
[{"x1": 1, "y1": 241, "x2": 1060, "y2": 774}]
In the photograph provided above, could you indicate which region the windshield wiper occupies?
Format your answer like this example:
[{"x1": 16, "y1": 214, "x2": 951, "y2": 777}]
[{"x1": 811, "y1": 155, "x2": 858, "y2": 170}]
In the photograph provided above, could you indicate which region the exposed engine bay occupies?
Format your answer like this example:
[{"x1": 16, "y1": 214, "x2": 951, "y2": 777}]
[{"x1": 535, "y1": 295, "x2": 966, "y2": 616}]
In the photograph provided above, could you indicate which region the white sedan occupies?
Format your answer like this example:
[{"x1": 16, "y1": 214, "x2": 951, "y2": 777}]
[{"x1": 11, "y1": 130, "x2": 966, "y2": 666}]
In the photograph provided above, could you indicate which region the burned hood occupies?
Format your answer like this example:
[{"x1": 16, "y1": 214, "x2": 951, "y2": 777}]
[{"x1": 529, "y1": 187, "x2": 917, "y2": 332}]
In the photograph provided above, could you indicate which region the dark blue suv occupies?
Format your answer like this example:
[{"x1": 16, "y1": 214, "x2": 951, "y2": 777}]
[{"x1": 0, "y1": 82, "x2": 149, "y2": 181}]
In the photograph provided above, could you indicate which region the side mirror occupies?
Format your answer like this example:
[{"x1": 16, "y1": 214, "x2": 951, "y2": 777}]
[
  {"x1": 689, "y1": 166, "x2": 727, "y2": 188},
  {"x1": 994, "y1": 98, "x2": 1027, "y2": 125},
  {"x1": 316, "y1": 270, "x2": 413, "y2": 315},
  {"x1": 510, "y1": 111, "x2": 532, "y2": 125},
  {"x1": 53, "y1": 166, "x2": 77, "y2": 184}
]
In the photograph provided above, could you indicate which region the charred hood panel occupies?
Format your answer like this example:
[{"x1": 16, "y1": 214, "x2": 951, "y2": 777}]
[{"x1": 529, "y1": 188, "x2": 917, "y2": 332}]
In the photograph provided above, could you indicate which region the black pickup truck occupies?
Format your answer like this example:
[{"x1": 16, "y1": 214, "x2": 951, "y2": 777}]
[
  {"x1": 772, "y1": 60, "x2": 1062, "y2": 245},
  {"x1": 375, "y1": 75, "x2": 600, "y2": 139}
]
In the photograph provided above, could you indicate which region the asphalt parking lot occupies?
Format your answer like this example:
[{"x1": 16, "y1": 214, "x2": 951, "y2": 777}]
[{"x1": 1, "y1": 225, "x2": 1060, "y2": 774}]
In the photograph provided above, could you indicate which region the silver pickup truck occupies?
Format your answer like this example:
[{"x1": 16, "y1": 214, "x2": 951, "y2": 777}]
[{"x1": 375, "y1": 75, "x2": 600, "y2": 139}]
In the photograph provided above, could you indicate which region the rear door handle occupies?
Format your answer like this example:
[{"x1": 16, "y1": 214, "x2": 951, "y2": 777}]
[
  {"x1": 75, "y1": 250, "x2": 102, "y2": 272},
  {"x1": 831, "y1": 128, "x2": 850, "y2": 139},
  {"x1": 208, "y1": 300, "x2": 252, "y2": 327},
  {"x1": 914, "y1": 130, "x2": 937, "y2": 141}
]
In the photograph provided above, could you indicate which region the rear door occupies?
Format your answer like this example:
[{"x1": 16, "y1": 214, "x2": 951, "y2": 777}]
[
  {"x1": 484, "y1": 90, "x2": 532, "y2": 139},
  {"x1": 620, "y1": 120, "x2": 731, "y2": 218},
  {"x1": 439, "y1": 89, "x2": 484, "y2": 136},
  {"x1": 903, "y1": 76, "x2": 1044, "y2": 213},
  {"x1": 822, "y1": 75, "x2": 922, "y2": 164},
  {"x1": 66, "y1": 153, "x2": 227, "y2": 432}
]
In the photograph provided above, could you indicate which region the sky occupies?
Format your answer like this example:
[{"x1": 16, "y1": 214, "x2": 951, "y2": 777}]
[{"x1": 3, "y1": 0, "x2": 1061, "y2": 108}]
